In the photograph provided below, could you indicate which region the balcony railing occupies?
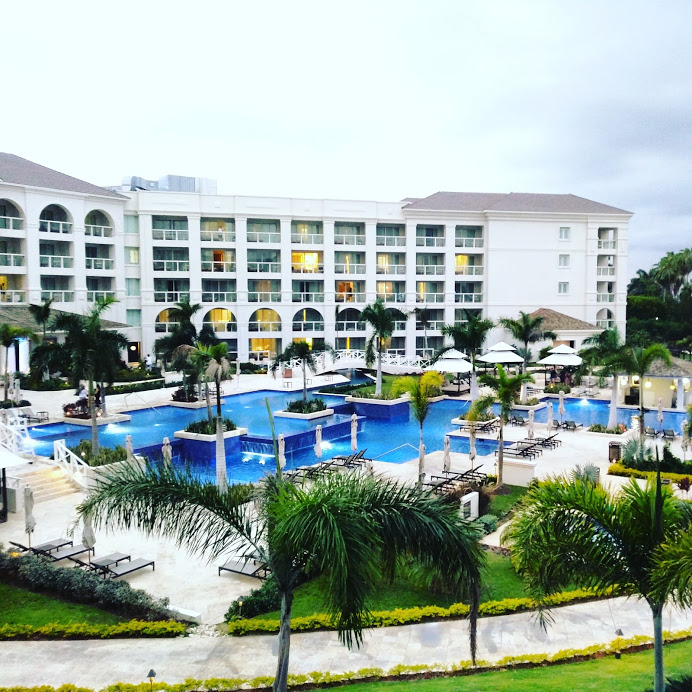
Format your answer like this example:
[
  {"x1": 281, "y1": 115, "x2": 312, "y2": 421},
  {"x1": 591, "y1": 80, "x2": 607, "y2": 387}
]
[
  {"x1": 416, "y1": 236, "x2": 445, "y2": 247},
  {"x1": 248, "y1": 261, "x2": 280, "y2": 273},
  {"x1": 597, "y1": 267, "x2": 616, "y2": 277},
  {"x1": 292, "y1": 292, "x2": 324, "y2": 303},
  {"x1": 455, "y1": 265, "x2": 484, "y2": 276},
  {"x1": 455, "y1": 237, "x2": 484, "y2": 248},
  {"x1": 393, "y1": 320, "x2": 408, "y2": 330},
  {"x1": 417, "y1": 293, "x2": 445, "y2": 303},
  {"x1": 248, "y1": 320, "x2": 281, "y2": 332},
  {"x1": 201, "y1": 230, "x2": 235, "y2": 242},
  {"x1": 0, "y1": 216, "x2": 23, "y2": 230},
  {"x1": 336, "y1": 321, "x2": 366, "y2": 331},
  {"x1": 40, "y1": 255, "x2": 73, "y2": 269},
  {"x1": 597, "y1": 319, "x2": 615, "y2": 329},
  {"x1": 0, "y1": 253, "x2": 24, "y2": 267},
  {"x1": 291, "y1": 233, "x2": 323, "y2": 244},
  {"x1": 378, "y1": 292, "x2": 407, "y2": 303},
  {"x1": 291, "y1": 263, "x2": 324, "y2": 274},
  {"x1": 417, "y1": 320, "x2": 445, "y2": 330},
  {"x1": 85, "y1": 258, "x2": 114, "y2": 270},
  {"x1": 40, "y1": 220, "x2": 72, "y2": 234},
  {"x1": 293, "y1": 321, "x2": 324, "y2": 332},
  {"x1": 416, "y1": 265, "x2": 445, "y2": 275},
  {"x1": 201, "y1": 260, "x2": 236, "y2": 272},
  {"x1": 203, "y1": 321, "x2": 238, "y2": 333},
  {"x1": 202, "y1": 291, "x2": 237, "y2": 303},
  {"x1": 334, "y1": 263, "x2": 365, "y2": 274},
  {"x1": 376, "y1": 265, "x2": 406, "y2": 275},
  {"x1": 153, "y1": 260, "x2": 190, "y2": 272},
  {"x1": 598, "y1": 240, "x2": 617, "y2": 250},
  {"x1": 376, "y1": 235, "x2": 406, "y2": 246},
  {"x1": 597, "y1": 293, "x2": 615, "y2": 303},
  {"x1": 0, "y1": 290, "x2": 25, "y2": 303},
  {"x1": 248, "y1": 291, "x2": 282, "y2": 302},
  {"x1": 152, "y1": 229, "x2": 189, "y2": 241},
  {"x1": 247, "y1": 231, "x2": 281, "y2": 243},
  {"x1": 84, "y1": 224, "x2": 113, "y2": 238},
  {"x1": 41, "y1": 290, "x2": 74, "y2": 302},
  {"x1": 336, "y1": 293, "x2": 366, "y2": 303},
  {"x1": 154, "y1": 291, "x2": 190, "y2": 303},
  {"x1": 334, "y1": 233, "x2": 365, "y2": 246},
  {"x1": 155, "y1": 322, "x2": 179, "y2": 333},
  {"x1": 455, "y1": 293, "x2": 483, "y2": 303},
  {"x1": 87, "y1": 291, "x2": 115, "y2": 302}
]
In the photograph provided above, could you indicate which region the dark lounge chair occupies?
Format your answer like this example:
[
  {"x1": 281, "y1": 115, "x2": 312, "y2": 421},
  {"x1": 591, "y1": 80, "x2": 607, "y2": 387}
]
[
  {"x1": 218, "y1": 555, "x2": 269, "y2": 580},
  {"x1": 510, "y1": 415, "x2": 526, "y2": 426},
  {"x1": 532, "y1": 433, "x2": 562, "y2": 448},
  {"x1": 106, "y1": 558, "x2": 155, "y2": 579},
  {"x1": 38, "y1": 544, "x2": 94, "y2": 563},
  {"x1": 563, "y1": 420, "x2": 583, "y2": 431},
  {"x1": 662, "y1": 429, "x2": 678, "y2": 440},
  {"x1": 645, "y1": 427, "x2": 659, "y2": 438}
]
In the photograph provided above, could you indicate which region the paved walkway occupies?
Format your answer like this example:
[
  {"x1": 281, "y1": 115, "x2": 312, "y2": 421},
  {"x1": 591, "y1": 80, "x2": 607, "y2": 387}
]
[{"x1": 1, "y1": 596, "x2": 691, "y2": 687}]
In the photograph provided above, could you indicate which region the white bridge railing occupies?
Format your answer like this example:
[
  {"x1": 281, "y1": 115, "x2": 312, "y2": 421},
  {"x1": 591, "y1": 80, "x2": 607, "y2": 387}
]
[
  {"x1": 277, "y1": 350, "x2": 431, "y2": 376},
  {"x1": 53, "y1": 439, "x2": 89, "y2": 489},
  {"x1": 0, "y1": 418, "x2": 30, "y2": 455}
]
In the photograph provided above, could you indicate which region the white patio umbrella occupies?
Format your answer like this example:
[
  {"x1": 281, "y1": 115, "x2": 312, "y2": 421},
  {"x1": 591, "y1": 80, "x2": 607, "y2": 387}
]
[
  {"x1": 24, "y1": 486, "x2": 36, "y2": 547},
  {"x1": 487, "y1": 341, "x2": 517, "y2": 351},
  {"x1": 537, "y1": 353, "x2": 583, "y2": 367},
  {"x1": 12, "y1": 376, "x2": 21, "y2": 404},
  {"x1": 428, "y1": 355, "x2": 472, "y2": 374},
  {"x1": 351, "y1": 413, "x2": 358, "y2": 451},
  {"x1": 314, "y1": 425, "x2": 322, "y2": 460},
  {"x1": 125, "y1": 434, "x2": 134, "y2": 463},
  {"x1": 657, "y1": 397, "x2": 664, "y2": 432},
  {"x1": 528, "y1": 409, "x2": 535, "y2": 439},
  {"x1": 478, "y1": 349, "x2": 524, "y2": 364},
  {"x1": 548, "y1": 344, "x2": 577, "y2": 354},
  {"x1": 418, "y1": 442, "x2": 426, "y2": 486},
  {"x1": 82, "y1": 515, "x2": 96, "y2": 563},
  {"x1": 442, "y1": 435, "x2": 451, "y2": 473},
  {"x1": 546, "y1": 401, "x2": 553, "y2": 429},
  {"x1": 277, "y1": 433, "x2": 286, "y2": 470},
  {"x1": 161, "y1": 437, "x2": 172, "y2": 468},
  {"x1": 558, "y1": 391, "x2": 566, "y2": 423},
  {"x1": 236, "y1": 359, "x2": 241, "y2": 387},
  {"x1": 468, "y1": 426, "x2": 477, "y2": 467},
  {"x1": 365, "y1": 458, "x2": 374, "y2": 476},
  {"x1": 682, "y1": 421, "x2": 690, "y2": 460}
]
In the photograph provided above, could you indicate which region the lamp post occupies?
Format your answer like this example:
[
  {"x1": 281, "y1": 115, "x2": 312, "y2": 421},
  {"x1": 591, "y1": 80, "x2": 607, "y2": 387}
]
[
  {"x1": 238, "y1": 600, "x2": 243, "y2": 618},
  {"x1": 147, "y1": 669, "x2": 156, "y2": 692}
]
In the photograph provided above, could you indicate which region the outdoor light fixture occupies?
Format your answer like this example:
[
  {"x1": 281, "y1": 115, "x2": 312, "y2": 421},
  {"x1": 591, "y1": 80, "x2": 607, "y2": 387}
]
[
  {"x1": 146, "y1": 669, "x2": 156, "y2": 692},
  {"x1": 615, "y1": 629, "x2": 623, "y2": 636},
  {"x1": 238, "y1": 600, "x2": 243, "y2": 618},
  {"x1": 645, "y1": 381, "x2": 651, "y2": 388}
]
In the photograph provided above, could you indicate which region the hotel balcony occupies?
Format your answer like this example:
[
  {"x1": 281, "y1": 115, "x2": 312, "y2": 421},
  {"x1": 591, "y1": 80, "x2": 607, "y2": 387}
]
[
  {"x1": 153, "y1": 260, "x2": 190, "y2": 272},
  {"x1": 201, "y1": 260, "x2": 236, "y2": 273},
  {"x1": 292, "y1": 292, "x2": 324, "y2": 303},
  {"x1": 87, "y1": 290, "x2": 116, "y2": 302},
  {"x1": 455, "y1": 264, "x2": 484, "y2": 276},
  {"x1": 416, "y1": 264, "x2": 445, "y2": 276},
  {"x1": 597, "y1": 266, "x2": 616, "y2": 277},
  {"x1": 85, "y1": 257, "x2": 114, "y2": 270},
  {"x1": 0, "y1": 215, "x2": 23, "y2": 231},
  {"x1": 334, "y1": 262, "x2": 365, "y2": 274},
  {"x1": 417, "y1": 292, "x2": 445, "y2": 303},
  {"x1": 598, "y1": 239, "x2": 617, "y2": 250},
  {"x1": 203, "y1": 321, "x2": 238, "y2": 333},
  {"x1": 0, "y1": 290, "x2": 26, "y2": 303},
  {"x1": 455, "y1": 293, "x2": 483, "y2": 303},
  {"x1": 248, "y1": 320, "x2": 281, "y2": 332},
  {"x1": 40, "y1": 255, "x2": 73, "y2": 269},
  {"x1": 39, "y1": 220, "x2": 72, "y2": 234},
  {"x1": 596, "y1": 293, "x2": 615, "y2": 303},
  {"x1": 201, "y1": 291, "x2": 237, "y2": 303},
  {"x1": 152, "y1": 228, "x2": 189, "y2": 241},
  {"x1": 41, "y1": 290, "x2": 74, "y2": 302},
  {"x1": 154, "y1": 291, "x2": 190, "y2": 303},
  {"x1": 84, "y1": 224, "x2": 113, "y2": 238},
  {"x1": 0, "y1": 253, "x2": 24, "y2": 267},
  {"x1": 248, "y1": 291, "x2": 282, "y2": 303}
]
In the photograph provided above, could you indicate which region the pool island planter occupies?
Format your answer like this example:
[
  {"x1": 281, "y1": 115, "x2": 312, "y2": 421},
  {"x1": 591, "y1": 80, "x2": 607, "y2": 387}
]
[
  {"x1": 170, "y1": 399, "x2": 210, "y2": 409},
  {"x1": 174, "y1": 427, "x2": 248, "y2": 465},
  {"x1": 345, "y1": 394, "x2": 410, "y2": 419},
  {"x1": 62, "y1": 413, "x2": 131, "y2": 426},
  {"x1": 513, "y1": 401, "x2": 547, "y2": 412},
  {"x1": 174, "y1": 427, "x2": 248, "y2": 442},
  {"x1": 273, "y1": 408, "x2": 334, "y2": 421}
]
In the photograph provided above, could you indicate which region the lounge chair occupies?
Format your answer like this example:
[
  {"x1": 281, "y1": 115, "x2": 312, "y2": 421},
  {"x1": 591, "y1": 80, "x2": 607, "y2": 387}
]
[
  {"x1": 563, "y1": 420, "x2": 583, "y2": 431},
  {"x1": 106, "y1": 558, "x2": 155, "y2": 579},
  {"x1": 9, "y1": 538, "x2": 73, "y2": 555},
  {"x1": 18, "y1": 408, "x2": 49, "y2": 424},
  {"x1": 532, "y1": 433, "x2": 562, "y2": 448},
  {"x1": 510, "y1": 415, "x2": 526, "y2": 426},
  {"x1": 38, "y1": 544, "x2": 94, "y2": 563},
  {"x1": 552, "y1": 420, "x2": 562, "y2": 430},
  {"x1": 662, "y1": 429, "x2": 678, "y2": 440},
  {"x1": 218, "y1": 555, "x2": 269, "y2": 580},
  {"x1": 645, "y1": 427, "x2": 659, "y2": 438}
]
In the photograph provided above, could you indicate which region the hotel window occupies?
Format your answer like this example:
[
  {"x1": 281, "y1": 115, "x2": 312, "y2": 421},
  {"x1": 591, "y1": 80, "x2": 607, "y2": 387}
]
[
  {"x1": 558, "y1": 282, "x2": 569, "y2": 295},
  {"x1": 558, "y1": 254, "x2": 570, "y2": 268},
  {"x1": 559, "y1": 227, "x2": 570, "y2": 241},
  {"x1": 124, "y1": 216, "x2": 139, "y2": 234},
  {"x1": 126, "y1": 278, "x2": 140, "y2": 297},
  {"x1": 126, "y1": 309, "x2": 141, "y2": 327},
  {"x1": 125, "y1": 247, "x2": 140, "y2": 265}
]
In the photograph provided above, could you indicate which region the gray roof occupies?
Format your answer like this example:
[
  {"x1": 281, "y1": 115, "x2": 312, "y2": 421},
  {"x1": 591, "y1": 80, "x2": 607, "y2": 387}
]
[
  {"x1": 0, "y1": 153, "x2": 126, "y2": 199},
  {"x1": 404, "y1": 191, "x2": 632, "y2": 215},
  {"x1": 0, "y1": 305, "x2": 128, "y2": 331}
]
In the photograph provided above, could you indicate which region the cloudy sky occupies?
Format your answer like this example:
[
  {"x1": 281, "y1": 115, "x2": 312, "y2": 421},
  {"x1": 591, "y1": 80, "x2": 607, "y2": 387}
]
[{"x1": 4, "y1": 1, "x2": 691, "y2": 274}]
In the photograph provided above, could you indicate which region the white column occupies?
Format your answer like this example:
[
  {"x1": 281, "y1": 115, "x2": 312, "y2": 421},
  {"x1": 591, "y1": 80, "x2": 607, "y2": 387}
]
[{"x1": 677, "y1": 378, "x2": 685, "y2": 410}]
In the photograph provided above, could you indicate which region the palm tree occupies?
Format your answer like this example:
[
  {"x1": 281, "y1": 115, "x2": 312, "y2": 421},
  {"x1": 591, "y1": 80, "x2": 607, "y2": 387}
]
[
  {"x1": 154, "y1": 299, "x2": 202, "y2": 363},
  {"x1": 77, "y1": 464, "x2": 485, "y2": 692},
  {"x1": 204, "y1": 342, "x2": 233, "y2": 491},
  {"x1": 271, "y1": 341, "x2": 318, "y2": 403},
  {"x1": 52, "y1": 298, "x2": 126, "y2": 454},
  {"x1": 503, "y1": 476, "x2": 692, "y2": 692},
  {"x1": 359, "y1": 299, "x2": 396, "y2": 396},
  {"x1": 437, "y1": 311, "x2": 494, "y2": 400},
  {"x1": 498, "y1": 311, "x2": 556, "y2": 403},
  {"x1": 617, "y1": 344, "x2": 672, "y2": 450},
  {"x1": 391, "y1": 371, "x2": 444, "y2": 486},
  {"x1": 28, "y1": 298, "x2": 53, "y2": 340},
  {"x1": 411, "y1": 307, "x2": 432, "y2": 357},
  {"x1": 0, "y1": 324, "x2": 38, "y2": 401},
  {"x1": 472, "y1": 365, "x2": 534, "y2": 486},
  {"x1": 579, "y1": 327, "x2": 626, "y2": 429}
]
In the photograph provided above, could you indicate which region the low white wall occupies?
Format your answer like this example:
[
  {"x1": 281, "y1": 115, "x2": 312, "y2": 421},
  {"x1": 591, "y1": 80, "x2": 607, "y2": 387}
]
[{"x1": 501, "y1": 458, "x2": 536, "y2": 487}]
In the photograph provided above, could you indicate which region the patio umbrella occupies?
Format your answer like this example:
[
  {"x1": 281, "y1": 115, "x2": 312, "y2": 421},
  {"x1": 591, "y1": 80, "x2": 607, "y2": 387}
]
[
  {"x1": 528, "y1": 409, "x2": 535, "y2": 439},
  {"x1": 24, "y1": 486, "x2": 36, "y2": 547},
  {"x1": 351, "y1": 413, "x2": 358, "y2": 451},
  {"x1": 558, "y1": 391, "x2": 566, "y2": 423},
  {"x1": 469, "y1": 426, "x2": 477, "y2": 467},
  {"x1": 682, "y1": 421, "x2": 690, "y2": 460},
  {"x1": 442, "y1": 435, "x2": 451, "y2": 473},
  {"x1": 82, "y1": 515, "x2": 96, "y2": 563},
  {"x1": 546, "y1": 401, "x2": 553, "y2": 429},
  {"x1": 125, "y1": 434, "x2": 134, "y2": 463},
  {"x1": 277, "y1": 433, "x2": 286, "y2": 469},
  {"x1": 418, "y1": 442, "x2": 426, "y2": 485},
  {"x1": 548, "y1": 344, "x2": 577, "y2": 354},
  {"x1": 428, "y1": 350, "x2": 472, "y2": 374},
  {"x1": 314, "y1": 425, "x2": 322, "y2": 460},
  {"x1": 12, "y1": 376, "x2": 21, "y2": 404},
  {"x1": 537, "y1": 353, "x2": 583, "y2": 367},
  {"x1": 365, "y1": 458, "x2": 374, "y2": 476},
  {"x1": 161, "y1": 437, "x2": 172, "y2": 468},
  {"x1": 478, "y1": 349, "x2": 524, "y2": 365},
  {"x1": 657, "y1": 397, "x2": 664, "y2": 432},
  {"x1": 488, "y1": 341, "x2": 517, "y2": 351}
]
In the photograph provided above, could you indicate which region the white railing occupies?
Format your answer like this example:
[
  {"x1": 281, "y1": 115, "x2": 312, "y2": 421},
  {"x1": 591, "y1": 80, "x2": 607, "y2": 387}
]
[
  {"x1": 376, "y1": 235, "x2": 406, "y2": 246},
  {"x1": 248, "y1": 291, "x2": 282, "y2": 302},
  {"x1": 334, "y1": 234, "x2": 365, "y2": 245},
  {"x1": 152, "y1": 229, "x2": 189, "y2": 241},
  {"x1": 0, "y1": 216, "x2": 23, "y2": 230},
  {"x1": 336, "y1": 293, "x2": 366, "y2": 303},
  {"x1": 155, "y1": 322, "x2": 179, "y2": 333},
  {"x1": 455, "y1": 293, "x2": 483, "y2": 303},
  {"x1": 417, "y1": 320, "x2": 445, "y2": 330},
  {"x1": 201, "y1": 291, "x2": 237, "y2": 302},
  {"x1": 40, "y1": 255, "x2": 73, "y2": 269},
  {"x1": 248, "y1": 320, "x2": 281, "y2": 332},
  {"x1": 0, "y1": 291, "x2": 25, "y2": 303},
  {"x1": 393, "y1": 320, "x2": 408, "y2": 330},
  {"x1": 597, "y1": 266, "x2": 616, "y2": 276},
  {"x1": 292, "y1": 292, "x2": 324, "y2": 303},
  {"x1": 201, "y1": 260, "x2": 236, "y2": 272},
  {"x1": 0, "y1": 418, "x2": 28, "y2": 455},
  {"x1": 598, "y1": 239, "x2": 617, "y2": 250},
  {"x1": 154, "y1": 291, "x2": 190, "y2": 303},
  {"x1": 417, "y1": 293, "x2": 445, "y2": 303},
  {"x1": 247, "y1": 231, "x2": 281, "y2": 243},
  {"x1": 291, "y1": 263, "x2": 324, "y2": 274},
  {"x1": 41, "y1": 290, "x2": 74, "y2": 302},
  {"x1": 53, "y1": 439, "x2": 89, "y2": 489},
  {"x1": 597, "y1": 319, "x2": 615, "y2": 329},
  {"x1": 334, "y1": 263, "x2": 365, "y2": 274},
  {"x1": 328, "y1": 349, "x2": 429, "y2": 372},
  {"x1": 87, "y1": 291, "x2": 115, "y2": 302},
  {"x1": 0, "y1": 253, "x2": 24, "y2": 267},
  {"x1": 153, "y1": 260, "x2": 190, "y2": 271},
  {"x1": 201, "y1": 230, "x2": 235, "y2": 242},
  {"x1": 248, "y1": 261, "x2": 281, "y2": 273},
  {"x1": 378, "y1": 292, "x2": 407, "y2": 303},
  {"x1": 203, "y1": 321, "x2": 238, "y2": 333},
  {"x1": 85, "y1": 258, "x2": 114, "y2": 270},
  {"x1": 336, "y1": 320, "x2": 366, "y2": 331},
  {"x1": 40, "y1": 220, "x2": 72, "y2": 233},
  {"x1": 291, "y1": 233, "x2": 323, "y2": 244},
  {"x1": 416, "y1": 265, "x2": 445, "y2": 275},
  {"x1": 597, "y1": 293, "x2": 615, "y2": 303},
  {"x1": 455, "y1": 265, "x2": 483, "y2": 275},
  {"x1": 455, "y1": 237, "x2": 484, "y2": 248},
  {"x1": 84, "y1": 224, "x2": 113, "y2": 238},
  {"x1": 377, "y1": 265, "x2": 406, "y2": 275},
  {"x1": 416, "y1": 236, "x2": 445, "y2": 247},
  {"x1": 293, "y1": 321, "x2": 324, "y2": 332}
]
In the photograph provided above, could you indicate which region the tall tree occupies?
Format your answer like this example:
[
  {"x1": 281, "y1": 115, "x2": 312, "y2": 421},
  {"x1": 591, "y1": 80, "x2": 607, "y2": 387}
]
[
  {"x1": 504, "y1": 476, "x2": 692, "y2": 692},
  {"x1": 498, "y1": 311, "x2": 556, "y2": 403},
  {"x1": 392, "y1": 371, "x2": 444, "y2": 486},
  {"x1": 472, "y1": 365, "x2": 534, "y2": 486},
  {"x1": 78, "y1": 464, "x2": 484, "y2": 692},
  {"x1": 0, "y1": 325, "x2": 38, "y2": 401},
  {"x1": 359, "y1": 299, "x2": 396, "y2": 396},
  {"x1": 411, "y1": 307, "x2": 433, "y2": 357},
  {"x1": 437, "y1": 311, "x2": 494, "y2": 400},
  {"x1": 154, "y1": 299, "x2": 203, "y2": 363},
  {"x1": 204, "y1": 342, "x2": 233, "y2": 491},
  {"x1": 271, "y1": 341, "x2": 319, "y2": 403},
  {"x1": 28, "y1": 298, "x2": 53, "y2": 340}
]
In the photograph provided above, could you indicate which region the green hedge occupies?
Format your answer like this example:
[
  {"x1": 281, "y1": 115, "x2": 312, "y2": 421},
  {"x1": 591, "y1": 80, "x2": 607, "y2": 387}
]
[
  {"x1": 228, "y1": 587, "x2": 615, "y2": 636},
  {"x1": 185, "y1": 418, "x2": 236, "y2": 434},
  {"x1": 608, "y1": 463, "x2": 692, "y2": 484},
  {"x1": 108, "y1": 380, "x2": 180, "y2": 395},
  {"x1": 0, "y1": 620, "x2": 186, "y2": 640}
]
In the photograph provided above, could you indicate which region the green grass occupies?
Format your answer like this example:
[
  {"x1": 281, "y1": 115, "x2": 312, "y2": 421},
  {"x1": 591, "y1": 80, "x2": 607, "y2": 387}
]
[
  {"x1": 0, "y1": 583, "x2": 124, "y2": 627},
  {"x1": 489, "y1": 485, "x2": 528, "y2": 519},
  {"x1": 340, "y1": 639, "x2": 692, "y2": 691},
  {"x1": 355, "y1": 374, "x2": 412, "y2": 397}
]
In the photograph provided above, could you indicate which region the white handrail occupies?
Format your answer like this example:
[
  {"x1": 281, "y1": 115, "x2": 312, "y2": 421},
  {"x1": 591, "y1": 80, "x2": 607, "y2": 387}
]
[
  {"x1": 0, "y1": 419, "x2": 24, "y2": 454},
  {"x1": 52, "y1": 439, "x2": 89, "y2": 488}
]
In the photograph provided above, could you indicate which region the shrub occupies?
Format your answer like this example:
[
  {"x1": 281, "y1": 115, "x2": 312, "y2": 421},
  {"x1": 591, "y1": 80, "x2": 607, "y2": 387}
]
[
  {"x1": 608, "y1": 463, "x2": 692, "y2": 484},
  {"x1": 108, "y1": 380, "x2": 180, "y2": 396},
  {"x1": 171, "y1": 386, "x2": 197, "y2": 402},
  {"x1": 68, "y1": 440, "x2": 127, "y2": 468},
  {"x1": 588, "y1": 423, "x2": 627, "y2": 434},
  {"x1": 544, "y1": 384, "x2": 571, "y2": 394},
  {"x1": 0, "y1": 620, "x2": 185, "y2": 640},
  {"x1": 225, "y1": 575, "x2": 280, "y2": 622},
  {"x1": 0, "y1": 399, "x2": 32, "y2": 409},
  {"x1": 239, "y1": 362, "x2": 267, "y2": 375},
  {"x1": 285, "y1": 398, "x2": 327, "y2": 414},
  {"x1": 475, "y1": 514, "x2": 498, "y2": 535},
  {"x1": 19, "y1": 376, "x2": 71, "y2": 391},
  {"x1": 318, "y1": 381, "x2": 371, "y2": 395},
  {"x1": 0, "y1": 548, "x2": 171, "y2": 620},
  {"x1": 184, "y1": 418, "x2": 236, "y2": 434},
  {"x1": 113, "y1": 367, "x2": 162, "y2": 382}
]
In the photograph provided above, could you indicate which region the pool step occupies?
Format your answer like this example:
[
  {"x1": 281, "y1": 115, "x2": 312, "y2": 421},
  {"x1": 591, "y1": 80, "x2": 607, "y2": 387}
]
[{"x1": 11, "y1": 463, "x2": 80, "y2": 503}]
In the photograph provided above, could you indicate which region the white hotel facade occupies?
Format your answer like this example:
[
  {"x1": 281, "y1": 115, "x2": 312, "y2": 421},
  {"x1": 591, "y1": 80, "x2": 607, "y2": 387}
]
[{"x1": 0, "y1": 154, "x2": 631, "y2": 364}]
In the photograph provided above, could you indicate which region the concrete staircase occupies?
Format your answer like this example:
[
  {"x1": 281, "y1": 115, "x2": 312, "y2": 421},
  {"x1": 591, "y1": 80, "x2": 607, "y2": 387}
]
[{"x1": 12, "y1": 463, "x2": 80, "y2": 503}]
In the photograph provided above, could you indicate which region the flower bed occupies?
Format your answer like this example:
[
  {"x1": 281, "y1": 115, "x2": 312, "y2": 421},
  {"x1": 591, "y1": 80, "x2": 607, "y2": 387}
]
[{"x1": 0, "y1": 620, "x2": 186, "y2": 640}]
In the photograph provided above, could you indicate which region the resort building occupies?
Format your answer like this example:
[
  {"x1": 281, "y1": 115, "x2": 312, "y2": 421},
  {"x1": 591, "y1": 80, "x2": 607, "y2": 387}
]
[{"x1": 0, "y1": 153, "x2": 632, "y2": 364}]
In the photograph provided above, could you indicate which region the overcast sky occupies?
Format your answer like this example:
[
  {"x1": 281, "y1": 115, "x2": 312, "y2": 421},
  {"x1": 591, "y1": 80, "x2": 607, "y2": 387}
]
[{"x1": 4, "y1": 1, "x2": 691, "y2": 275}]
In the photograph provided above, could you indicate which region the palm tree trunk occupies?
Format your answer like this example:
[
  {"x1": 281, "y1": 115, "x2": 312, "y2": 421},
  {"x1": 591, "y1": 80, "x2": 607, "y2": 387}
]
[
  {"x1": 205, "y1": 381, "x2": 213, "y2": 425},
  {"x1": 418, "y1": 425, "x2": 425, "y2": 487},
  {"x1": 89, "y1": 378, "x2": 99, "y2": 455},
  {"x1": 215, "y1": 415, "x2": 227, "y2": 493},
  {"x1": 3, "y1": 347, "x2": 9, "y2": 402},
  {"x1": 273, "y1": 590, "x2": 294, "y2": 692},
  {"x1": 302, "y1": 361, "x2": 308, "y2": 403},
  {"x1": 640, "y1": 398, "x2": 646, "y2": 452},
  {"x1": 100, "y1": 380, "x2": 107, "y2": 417},
  {"x1": 651, "y1": 603, "x2": 664, "y2": 692},
  {"x1": 468, "y1": 578, "x2": 480, "y2": 665},
  {"x1": 376, "y1": 345, "x2": 383, "y2": 396},
  {"x1": 496, "y1": 420, "x2": 504, "y2": 486},
  {"x1": 470, "y1": 360, "x2": 479, "y2": 401},
  {"x1": 607, "y1": 376, "x2": 618, "y2": 430}
]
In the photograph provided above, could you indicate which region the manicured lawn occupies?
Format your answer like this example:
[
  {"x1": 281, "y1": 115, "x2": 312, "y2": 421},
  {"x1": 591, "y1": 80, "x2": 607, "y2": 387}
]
[
  {"x1": 355, "y1": 374, "x2": 414, "y2": 397},
  {"x1": 341, "y1": 639, "x2": 692, "y2": 691},
  {"x1": 0, "y1": 583, "x2": 123, "y2": 626},
  {"x1": 488, "y1": 485, "x2": 528, "y2": 520}
]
